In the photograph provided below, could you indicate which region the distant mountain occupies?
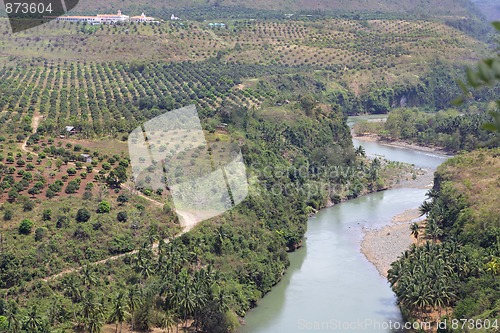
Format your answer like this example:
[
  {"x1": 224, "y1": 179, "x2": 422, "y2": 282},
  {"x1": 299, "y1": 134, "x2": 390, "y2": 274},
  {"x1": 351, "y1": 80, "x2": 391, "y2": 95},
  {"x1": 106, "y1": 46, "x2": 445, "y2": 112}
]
[{"x1": 470, "y1": 0, "x2": 500, "y2": 21}]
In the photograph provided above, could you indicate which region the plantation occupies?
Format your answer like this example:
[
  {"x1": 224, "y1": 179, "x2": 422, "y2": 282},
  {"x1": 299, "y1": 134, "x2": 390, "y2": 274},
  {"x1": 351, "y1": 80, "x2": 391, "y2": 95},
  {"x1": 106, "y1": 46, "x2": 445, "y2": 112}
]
[{"x1": 0, "y1": 16, "x2": 490, "y2": 142}]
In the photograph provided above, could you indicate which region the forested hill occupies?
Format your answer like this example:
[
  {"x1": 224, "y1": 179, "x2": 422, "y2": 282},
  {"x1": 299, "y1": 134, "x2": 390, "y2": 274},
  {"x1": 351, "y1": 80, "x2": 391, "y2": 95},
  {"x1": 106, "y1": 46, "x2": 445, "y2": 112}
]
[
  {"x1": 389, "y1": 149, "x2": 500, "y2": 326},
  {"x1": 70, "y1": 0, "x2": 483, "y2": 19}
]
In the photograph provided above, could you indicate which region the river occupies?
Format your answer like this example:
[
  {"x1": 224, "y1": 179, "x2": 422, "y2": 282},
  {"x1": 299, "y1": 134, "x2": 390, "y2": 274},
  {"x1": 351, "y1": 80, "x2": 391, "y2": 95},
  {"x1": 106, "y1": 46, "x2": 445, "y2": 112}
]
[{"x1": 241, "y1": 116, "x2": 450, "y2": 333}]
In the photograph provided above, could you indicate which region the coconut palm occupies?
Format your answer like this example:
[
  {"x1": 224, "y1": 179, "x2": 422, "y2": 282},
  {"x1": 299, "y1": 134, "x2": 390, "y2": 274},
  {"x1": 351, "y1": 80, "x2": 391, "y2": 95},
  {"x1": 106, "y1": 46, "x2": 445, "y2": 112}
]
[
  {"x1": 23, "y1": 305, "x2": 43, "y2": 333},
  {"x1": 159, "y1": 310, "x2": 177, "y2": 333},
  {"x1": 418, "y1": 200, "x2": 433, "y2": 217},
  {"x1": 109, "y1": 292, "x2": 129, "y2": 333},
  {"x1": 426, "y1": 219, "x2": 443, "y2": 242},
  {"x1": 81, "y1": 265, "x2": 97, "y2": 289},
  {"x1": 355, "y1": 145, "x2": 366, "y2": 157},
  {"x1": 127, "y1": 285, "x2": 142, "y2": 331},
  {"x1": 62, "y1": 274, "x2": 82, "y2": 303},
  {"x1": 410, "y1": 222, "x2": 420, "y2": 240},
  {"x1": 5, "y1": 301, "x2": 21, "y2": 333}
]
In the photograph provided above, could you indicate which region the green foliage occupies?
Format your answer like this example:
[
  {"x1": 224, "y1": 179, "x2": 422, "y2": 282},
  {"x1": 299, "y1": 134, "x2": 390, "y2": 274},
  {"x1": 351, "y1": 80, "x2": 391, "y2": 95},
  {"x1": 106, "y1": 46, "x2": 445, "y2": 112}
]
[
  {"x1": 108, "y1": 234, "x2": 134, "y2": 254},
  {"x1": 117, "y1": 194, "x2": 129, "y2": 205},
  {"x1": 76, "y1": 208, "x2": 91, "y2": 223},
  {"x1": 97, "y1": 201, "x2": 111, "y2": 214},
  {"x1": 364, "y1": 108, "x2": 498, "y2": 152},
  {"x1": 34, "y1": 227, "x2": 47, "y2": 242},
  {"x1": 3, "y1": 210, "x2": 13, "y2": 221},
  {"x1": 456, "y1": 21, "x2": 500, "y2": 145},
  {"x1": 116, "y1": 211, "x2": 128, "y2": 222},
  {"x1": 18, "y1": 219, "x2": 34, "y2": 235},
  {"x1": 390, "y1": 149, "x2": 500, "y2": 325}
]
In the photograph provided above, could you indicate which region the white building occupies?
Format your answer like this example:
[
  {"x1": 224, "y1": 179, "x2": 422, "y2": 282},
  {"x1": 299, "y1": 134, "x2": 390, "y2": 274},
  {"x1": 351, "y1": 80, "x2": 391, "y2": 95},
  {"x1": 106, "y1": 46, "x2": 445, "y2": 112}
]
[
  {"x1": 96, "y1": 10, "x2": 129, "y2": 23},
  {"x1": 130, "y1": 13, "x2": 155, "y2": 23},
  {"x1": 53, "y1": 10, "x2": 132, "y2": 24},
  {"x1": 54, "y1": 15, "x2": 101, "y2": 24}
]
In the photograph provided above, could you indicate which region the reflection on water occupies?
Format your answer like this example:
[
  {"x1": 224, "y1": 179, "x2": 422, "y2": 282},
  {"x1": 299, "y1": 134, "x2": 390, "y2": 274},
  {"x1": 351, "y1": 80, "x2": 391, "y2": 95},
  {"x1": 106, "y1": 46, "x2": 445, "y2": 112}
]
[
  {"x1": 241, "y1": 116, "x2": 447, "y2": 333},
  {"x1": 349, "y1": 115, "x2": 449, "y2": 170},
  {"x1": 352, "y1": 138, "x2": 448, "y2": 170}
]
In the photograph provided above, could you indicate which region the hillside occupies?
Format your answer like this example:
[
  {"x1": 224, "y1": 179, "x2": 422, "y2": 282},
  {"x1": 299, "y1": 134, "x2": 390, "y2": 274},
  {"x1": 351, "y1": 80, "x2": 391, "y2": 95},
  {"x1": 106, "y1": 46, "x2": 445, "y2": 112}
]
[
  {"x1": 389, "y1": 149, "x2": 500, "y2": 330},
  {"x1": 0, "y1": 17, "x2": 489, "y2": 138}
]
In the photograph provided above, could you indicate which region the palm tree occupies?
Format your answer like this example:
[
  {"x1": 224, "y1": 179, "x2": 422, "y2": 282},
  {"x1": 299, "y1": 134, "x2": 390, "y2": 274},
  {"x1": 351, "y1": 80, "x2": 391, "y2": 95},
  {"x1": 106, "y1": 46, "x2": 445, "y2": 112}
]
[
  {"x1": 133, "y1": 248, "x2": 154, "y2": 281},
  {"x1": 109, "y1": 292, "x2": 129, "y2": 333},
  {"x1": 127, "y1": 285, "x2": 142, "y2": 331},
  {"x1": 81, "y1": 265, "x2": 97, "y2": 289},
  {"x1": 410, "y1": 222, "x2": 420, "y2": 240},
  {"x1": 62, "y1": 274, "x2": 82, "y2": 302},
  {"x1": 425, "y1": 188, "x2": 438, "y2": 199},
  {"x1": 214, "y1": 289, "x2": 230, "y2": 313},
  {"x1": 387, "y1": 260, "x2": 404, "y2": 287},
  {"x1": 191, "y1": 279, "x2": 208, "y2": 330},
  {"x1": 5, "y1": 301, "x2": 21, "y2": 333},
  {"x1": 176, "y1": 270, "x2": 196, "y2": 330},
  {"x1": 23, "y1": 305, "x2": 43, "y2": 333},
  {"x1": 81, "y1": 292, "x2": 105, "y2": 333},
  {"x1": 418, "y1": 200, "x2": 433, "y2": 217},
  {"x1": 355, "y1": 145, "x2": 366, "y2": 157},
  {"x1": 426, "y1": 219, "x2": 443, "y2": 242},
  {"x1": 159, "y1": 310, "x2": 177, "y2": 333}
]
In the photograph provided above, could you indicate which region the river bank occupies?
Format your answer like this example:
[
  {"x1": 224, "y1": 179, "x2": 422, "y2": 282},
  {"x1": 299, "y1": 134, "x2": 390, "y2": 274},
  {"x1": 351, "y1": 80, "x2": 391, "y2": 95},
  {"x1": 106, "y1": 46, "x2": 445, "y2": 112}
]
[
  {"x1": 361, "y1": 208, "x2": 423, "y2": 277},
  {"x1": 353, "y1": 133, "x2": 453, "y2": 156},
  {"x1": 241, "y1": 117, "x2": 449, "y2": 333},
  {"x1": 357, "y1": 134, "x2": 437, "y2": 278}
]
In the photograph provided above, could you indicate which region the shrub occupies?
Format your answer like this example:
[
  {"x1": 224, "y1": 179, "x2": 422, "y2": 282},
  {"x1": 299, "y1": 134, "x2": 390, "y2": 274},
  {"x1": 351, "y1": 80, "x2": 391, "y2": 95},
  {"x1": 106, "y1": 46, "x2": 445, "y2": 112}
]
[
  {"x1": 76, "y1": 208, "x2": 91, "y2": 222},
  {"x1": 34, "y1": 227, "x2": 47, "y2": 241},
  {"x1": 117, "y1": 211, "x2": 128, "y2": 222},
  {"x1": 65, "y1": 180, "x2": 80, "y2": 194},
  {"x1": 83, "y1": 190, "x2": 93, "y2": 200},
  {"x1": 3, "y1": 209, "x2": 13, "y2": 221},
  {"x1": 102, "y1": 162, "x2": 111, "y2": 170},
  {"x1": 42, "y1": 209, "x2": 52, "y2": 221},
  {"x1": 46, "y1": 188, "x2": 56, "y2": 199},
  {"x1": 117, "y1": 194, "x2": 129, "y2": 205},
  {"x1": 108, "y1": 234, "x2": 134, "y2": 254},
  {"x1": 8, "y1": 189, "x2": 19, "y2": 201},
  {"x1": 97, "y1": 200, "x2": 111, "y2": 213},
  {"x1": 56, "y1": 215, "x2": 69, "y2": 228},
  {"x1": 18, "y1": 219, "x2": 34, "y2": 234},
  {"x1": 23, "y1": 200, "x2": 35, "y2": 212},
  {"x1": 73, "y1": 226, "x2": 90, "y2": 240}
]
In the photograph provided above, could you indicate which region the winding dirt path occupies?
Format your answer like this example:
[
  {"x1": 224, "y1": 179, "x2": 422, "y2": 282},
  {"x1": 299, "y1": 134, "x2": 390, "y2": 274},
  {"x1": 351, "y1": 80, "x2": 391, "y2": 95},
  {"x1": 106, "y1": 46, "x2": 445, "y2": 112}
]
[
  {"x1": 18, "y1": 117, "x2": 200, "y2": 283},
  {"x1": 41, "y1": 188, "x2": 199, "y2": 282},
  {"x1": 21, "y1": 112, "x2": 43, "y2": 153}
]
